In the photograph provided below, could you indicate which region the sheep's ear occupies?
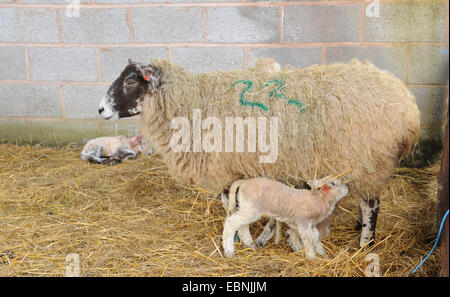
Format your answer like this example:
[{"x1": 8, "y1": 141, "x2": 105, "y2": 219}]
[{"x1": 136, "y1": 63, "x2": 161, "y2": 89}]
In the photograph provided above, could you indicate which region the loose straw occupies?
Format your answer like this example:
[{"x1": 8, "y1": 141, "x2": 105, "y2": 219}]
[{"x1": 318, "y1": 168, "x2": 352, "y2": 188}]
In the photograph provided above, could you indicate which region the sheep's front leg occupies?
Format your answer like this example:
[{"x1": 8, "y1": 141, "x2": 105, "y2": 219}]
[
  {"x1": 297, "y1": 224, "x2": 316, "y2": 259},
  {"x1": 359, "y1": 197, "x2": 380, "y2": 247},
  {"x1": 255, "y1": 218, "x2": 277, "y2": 247}
]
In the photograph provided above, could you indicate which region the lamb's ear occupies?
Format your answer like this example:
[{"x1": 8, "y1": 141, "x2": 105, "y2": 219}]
[
  {"x1": 136, "y1": 63, "x2": 161, "y2": 90},
  {"x1": 128, "y1": 58, "x2": 134, "y2": 65},
  {"x1": 307, "y1": 179, "x2": 320, "y2": 189},
  {"x1": 130, "y1": 135, "x2": 143, "y2": 146}
]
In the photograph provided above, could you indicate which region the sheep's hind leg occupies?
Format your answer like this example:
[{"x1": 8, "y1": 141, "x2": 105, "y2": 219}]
[{"x1": 359, "y1": 197, "x2": 380, "y2": 248}]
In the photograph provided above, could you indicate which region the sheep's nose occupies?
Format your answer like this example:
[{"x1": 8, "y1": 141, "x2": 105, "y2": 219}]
[{"x1": 98, "y1": 107, "x2": 104, "y2": 115}]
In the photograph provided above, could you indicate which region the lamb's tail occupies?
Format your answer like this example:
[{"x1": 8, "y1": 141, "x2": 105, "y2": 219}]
[{"x1": 227, "y1": 179, "x2": 245, "y2": 214}]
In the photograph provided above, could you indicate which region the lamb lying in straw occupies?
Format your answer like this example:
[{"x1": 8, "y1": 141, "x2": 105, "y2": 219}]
[
  {"x1": 80, "y1": 135, "x2": 144, "y2": 165},
  {"x1": 222, "y1": 177, "x2": 349, "y2": 259}
]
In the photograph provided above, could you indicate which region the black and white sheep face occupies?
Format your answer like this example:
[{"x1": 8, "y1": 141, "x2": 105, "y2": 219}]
[{"x1": 99, "y1": 59, "x2": 161, "y2": 120}]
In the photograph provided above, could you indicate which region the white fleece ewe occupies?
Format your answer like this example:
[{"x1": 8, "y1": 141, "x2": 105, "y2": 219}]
[{"x1": 222, "y1": 177, "x2": 349, "y2": 259}]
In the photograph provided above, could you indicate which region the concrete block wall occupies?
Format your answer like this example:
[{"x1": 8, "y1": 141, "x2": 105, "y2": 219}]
[{"x1": 0, "y1": 0, "x2": 448, "y2": 146}]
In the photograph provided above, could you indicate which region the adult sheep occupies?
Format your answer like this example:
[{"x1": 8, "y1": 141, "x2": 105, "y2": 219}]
[{"x1": 98, "y1": 58, "x2": 420, "y2": 247}]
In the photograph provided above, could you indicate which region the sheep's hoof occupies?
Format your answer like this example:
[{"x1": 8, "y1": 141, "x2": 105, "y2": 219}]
[{"x1": 359, "y1": 236, "x2": 375, "y2": 248}]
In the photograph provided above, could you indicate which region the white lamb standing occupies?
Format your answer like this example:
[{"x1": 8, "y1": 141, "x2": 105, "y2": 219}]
[
  {"x1": 221, "y1": 183, "x2": 335, "y2": 252},
  {"x1": 222, "y1": 177, "x2": 349, "y2": 259},
  {"x1": 80, "y1": 135, "x2": 144, "y2": 165}
]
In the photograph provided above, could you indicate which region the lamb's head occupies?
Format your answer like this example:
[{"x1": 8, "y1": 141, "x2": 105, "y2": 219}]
[
  {"x1": 98, "y1": 59, "x2": 161, "y2": 120},
  {"x1": 128, "y1": 135, "x2": 144, "y2": 153},
  {"x1": 308, "y1": 178, "x2": 349, "y2": 202}
]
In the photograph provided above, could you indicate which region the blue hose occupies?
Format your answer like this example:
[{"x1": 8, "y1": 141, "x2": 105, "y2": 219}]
[{"x1": 412, "y1": 209, "x2": 449, "y2": 274}]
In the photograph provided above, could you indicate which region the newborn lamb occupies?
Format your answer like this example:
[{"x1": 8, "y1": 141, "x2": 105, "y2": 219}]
[
  {"x1": 222, "y1": 177, "x2": 349, "y2": 259},
  {"x1": 80, "y1": 135, "x2": 143, "y2": 165}
]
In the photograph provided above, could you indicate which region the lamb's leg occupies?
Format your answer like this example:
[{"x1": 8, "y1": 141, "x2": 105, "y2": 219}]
[
  {"x1": 223, "y1": 214, "x2": 240, "y2": 258},
  {"x1": 285, "y1": 227, "x2": 303, "y2": 252},
  {"x1": 274, "y1": 220, "x2": 281, "y2": 245},
  {"x1": 317, "y1": 214, "x2": 333, "y2": 238},
  {"x1": 237, "y1": 226, "x2": 257, "y2": 251},
  {"x1": 80, "y1": 147, "x2": 105, "y2": 164},
  {"x1": 297, "y1": 223, "x2": 316, "y2": 259},
  {"x1": 311, "y1": 226, "x2": 325, "y2": 256},
  {"x1": 223, "y1": 212, "x2": 259, "y2": 258},
  {"x1": 255, "y1": 218, "x2": 276, "y2": 247},
  {"x1": 82, "y1": 153, "x2": 104, "y2": 164},
  {"x1": 116, "y1": 148, "x2": 137, "y2": 160},
  {"x1": 359, "y1": 197, "x2": 380, "y2": 248}
]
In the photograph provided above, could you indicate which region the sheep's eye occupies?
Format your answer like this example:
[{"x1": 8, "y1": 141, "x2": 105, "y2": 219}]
[{"x1": 126, "y1": 79, "x2": 136, "y2": 87}]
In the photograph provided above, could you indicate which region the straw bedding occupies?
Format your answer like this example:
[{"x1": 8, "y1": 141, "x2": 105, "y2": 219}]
[
  {"x1": 142, "y1": 59, "x2": 420, "y2": 196},
  {"x1": 0, "y1": 144, "x2": 441, "y2": 276}
]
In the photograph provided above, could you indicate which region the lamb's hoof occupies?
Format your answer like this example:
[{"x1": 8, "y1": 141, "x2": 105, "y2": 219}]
[
  {"x1": 249, "y1": 243, "x2": 258, "y2": 251},
  {"x1": 305, "y1": 252, "x2": 316, "y2": 260},
  {"x1": 315, "y1": 245, "x2": 325, "y2": 256},
  {"x1": 255, "y1": 239, "x2": 265, "y2": 248},
  {"x1": 354, "y1": 220, "x2": 362, "y2": 231},
  {"x1": 286, "y1": 233, "x2": 303, "y2": 252}
]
